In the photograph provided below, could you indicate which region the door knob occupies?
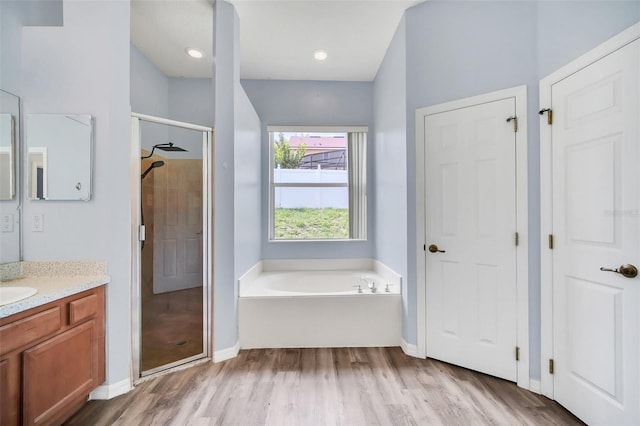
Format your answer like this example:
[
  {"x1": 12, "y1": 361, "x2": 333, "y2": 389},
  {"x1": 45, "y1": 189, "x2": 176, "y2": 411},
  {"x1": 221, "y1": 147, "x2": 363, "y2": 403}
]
[
  {"x1": 428, "y1": 244, "x2": 446, "y2": 253},
  {"x1": 599, "y1": 264, "x2": 638, "y2": 279}
]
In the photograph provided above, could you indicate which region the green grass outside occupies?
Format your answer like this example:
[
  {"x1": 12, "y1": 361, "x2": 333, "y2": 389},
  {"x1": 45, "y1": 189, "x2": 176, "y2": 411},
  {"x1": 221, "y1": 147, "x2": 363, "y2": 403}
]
[{"x1": 274, "y1": 208, "x2": 349, "y2": 239}]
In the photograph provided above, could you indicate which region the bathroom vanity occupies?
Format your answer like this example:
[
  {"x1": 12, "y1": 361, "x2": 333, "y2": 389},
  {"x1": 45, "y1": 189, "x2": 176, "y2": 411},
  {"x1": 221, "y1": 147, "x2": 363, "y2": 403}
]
[{"x1": 0, "y1": 262, "x2": 109, "y2": 426}]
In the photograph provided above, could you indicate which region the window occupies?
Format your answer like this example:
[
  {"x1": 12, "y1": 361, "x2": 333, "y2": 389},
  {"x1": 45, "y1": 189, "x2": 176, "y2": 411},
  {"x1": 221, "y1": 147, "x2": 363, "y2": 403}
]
[{"x1": 268, "y1": 126, "x2": 367, "y2": 241}]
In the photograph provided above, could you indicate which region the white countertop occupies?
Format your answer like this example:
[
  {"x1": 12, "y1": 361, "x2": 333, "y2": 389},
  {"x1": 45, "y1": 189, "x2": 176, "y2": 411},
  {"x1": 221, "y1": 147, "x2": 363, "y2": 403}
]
[
  {"x1": 0, "y1": 275, "x2": 110, "y2": 319},
  {"x1": 0, "y1": 261, "x2": 110, "y2": 319}
]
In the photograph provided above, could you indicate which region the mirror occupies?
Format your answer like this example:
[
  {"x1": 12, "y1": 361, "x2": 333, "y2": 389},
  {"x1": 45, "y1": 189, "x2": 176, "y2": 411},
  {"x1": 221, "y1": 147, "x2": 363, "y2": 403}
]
[
  {"x1": 26, "y1": 114, "x2": 93, "y2": 201},
  {"x1": 0, "y1": 113, "x2": 15, "y2": 200},
  {"x1": 0, "y1": 92, "x2": 17, "y2": 201},
  {"x1": 0, "y1": 89, "x2": 21, "y2": 263}
]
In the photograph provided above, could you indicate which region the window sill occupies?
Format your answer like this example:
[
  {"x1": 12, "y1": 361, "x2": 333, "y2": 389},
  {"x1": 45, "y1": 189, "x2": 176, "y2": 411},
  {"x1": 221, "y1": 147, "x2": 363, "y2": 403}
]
[{"x1": 268, "y1": 238, "x2": 367, "y2": 243}]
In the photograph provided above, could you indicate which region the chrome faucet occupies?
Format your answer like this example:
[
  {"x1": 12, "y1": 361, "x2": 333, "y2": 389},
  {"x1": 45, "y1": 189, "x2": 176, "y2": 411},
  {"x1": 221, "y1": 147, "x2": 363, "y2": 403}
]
[{"x1": 360, "y1": 276, "x2": 377, "y2": 293}]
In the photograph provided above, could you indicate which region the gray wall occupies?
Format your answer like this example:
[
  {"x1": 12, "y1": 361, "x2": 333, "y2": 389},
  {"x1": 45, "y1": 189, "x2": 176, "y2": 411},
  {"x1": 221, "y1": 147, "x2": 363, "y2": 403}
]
[
  {"x1": 6, "y1": 0, "x2": 638, "y2": 388},
  {"x1": 240, "y1": 79, "x2": 375, "y2": 260},
  {"x1": 130, "y1": 44, "x2": 169, "y2": 119},
  {"x1": 168, "y1": 78, "x2": 214, "y2": 128},
  {"x1": 234, "y1": 88, "x2": 262, "y2": 278},
  {"x1": 167, "y1": 78, "x2": 214, "y2": 161},
  {"x1": 1, "y1": 0, "x2": 63, "y2": 94},
  {"x1": 213, "y1": 0, "x2": 237, "y2": 352},
  {"x1": 398, "y1": 0, "x2": 640, "y2": 381},
  {"x1": 537, "y1": 0, "x2": 640, "y2": 77},
  {"x1": 404, "y1": 0, "x2": 538, "y2": 378},
  {"x1": 372, "y1": 18, "x2": 408, "y2": 339},
  {"x1": 214, "y1": 1, "x2": 262, "y2": 351},
  {"x1": 531, "y1": 0, "x2": 640, "y2": 379},
  {"x1": 130, "y1": 44, "x2": 170, "y2": 157},
  {"x1": 0, "y1": 3, "x2": 23, "y2": 263},
  {"x1": 0, "y1": 1, "x2": 64, "y2": 263},
  {"x1": 169, "y1": 77, "x2": 214, "y2": 159},
  {"x1": 0, "y1": 2, "x2": 23, "y2": 95},
  {"x1": 20, "y1": 1, "x2": 131, "y2": 385},
  {"x1": 131, "y1": 44, "x2": 214, "y2": 158}
]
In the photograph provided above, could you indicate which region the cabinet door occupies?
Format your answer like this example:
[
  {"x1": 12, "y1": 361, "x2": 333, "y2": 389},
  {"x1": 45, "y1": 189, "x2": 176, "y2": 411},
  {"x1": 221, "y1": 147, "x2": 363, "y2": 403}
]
[
  {"x1": 22, "y1": 320, "x2": 99, "y2": 426},
  {"x1": 0, "y1": 355, "x2": 21, "y2": 426}
]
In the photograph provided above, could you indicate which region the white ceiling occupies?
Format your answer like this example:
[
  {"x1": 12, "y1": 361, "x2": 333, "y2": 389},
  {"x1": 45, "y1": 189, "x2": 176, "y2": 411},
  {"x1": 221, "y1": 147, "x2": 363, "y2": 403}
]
[
  {"x1": 131, "y1": 0, "x2": 214, "y2": 79},
  {"x1": 131, "y1": 0, "x2": 422, "y2": 81}
]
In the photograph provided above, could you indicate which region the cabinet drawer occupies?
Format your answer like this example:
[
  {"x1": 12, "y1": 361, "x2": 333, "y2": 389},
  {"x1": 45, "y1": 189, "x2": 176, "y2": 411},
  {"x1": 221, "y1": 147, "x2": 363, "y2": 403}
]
[
  {"x1": 0, "y1": 307, "x2": 61, "y2": 354},
  {"x1": 69, "y1": 293, "x2": 98, "y2": 325}
]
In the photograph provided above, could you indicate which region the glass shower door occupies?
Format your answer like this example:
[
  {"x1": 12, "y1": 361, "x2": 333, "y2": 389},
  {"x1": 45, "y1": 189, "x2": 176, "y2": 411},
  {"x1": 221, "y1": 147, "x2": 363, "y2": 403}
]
[{"x1": 133, "y1": 115, "x2": 211, "y2": 378}]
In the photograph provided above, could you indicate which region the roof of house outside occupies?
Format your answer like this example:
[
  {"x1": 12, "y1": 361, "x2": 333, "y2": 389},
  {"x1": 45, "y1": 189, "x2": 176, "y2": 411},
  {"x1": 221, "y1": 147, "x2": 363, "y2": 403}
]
[{"x1": 288, "y1": 136, "x2": 346, "y2": 149}]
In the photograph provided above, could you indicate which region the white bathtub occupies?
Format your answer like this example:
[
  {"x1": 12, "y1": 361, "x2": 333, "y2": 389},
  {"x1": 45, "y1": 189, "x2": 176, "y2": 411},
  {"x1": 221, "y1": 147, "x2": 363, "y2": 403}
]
[{"x1": 239, "y1": 259, "x2": 401, "y2": 349}]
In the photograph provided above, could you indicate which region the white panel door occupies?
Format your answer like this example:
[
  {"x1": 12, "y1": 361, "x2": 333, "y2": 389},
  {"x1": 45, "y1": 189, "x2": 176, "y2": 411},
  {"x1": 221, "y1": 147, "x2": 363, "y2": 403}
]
[
  {"x1": 550, "y1": 39, "x2": 639, "y2": 425},
  {"x1": 424, "y1": 98, "x2": 517, "y2": 381},
  {"x1": 153, "y1": 159, "x2": 203, "y2": 294}
]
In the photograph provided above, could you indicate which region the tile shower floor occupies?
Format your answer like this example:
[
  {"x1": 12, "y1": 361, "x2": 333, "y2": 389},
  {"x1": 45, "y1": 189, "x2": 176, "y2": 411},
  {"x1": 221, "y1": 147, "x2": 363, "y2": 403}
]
[{"x1": 141, "y1": 286, "x2": 203, "y2": 372}]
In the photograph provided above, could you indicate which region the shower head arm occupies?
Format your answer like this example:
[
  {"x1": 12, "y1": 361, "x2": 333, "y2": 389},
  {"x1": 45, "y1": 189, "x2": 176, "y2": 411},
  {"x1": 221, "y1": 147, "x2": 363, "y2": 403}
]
[{"x1": 140, "y1": 143, "x2": 176, "y2": 159}]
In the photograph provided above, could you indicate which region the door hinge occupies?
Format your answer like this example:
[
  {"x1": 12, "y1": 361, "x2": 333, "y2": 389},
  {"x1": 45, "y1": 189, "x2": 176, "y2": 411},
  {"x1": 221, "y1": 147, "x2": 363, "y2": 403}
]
[
  {"x1": 506, "y1": 116, "x2": 518, "y2": 132},
  {"x1": 515, "y1": 346, "x2": 520, "y2": 361},
  {"x1": 549, "y1": 359, "x2": 555, "y2": 374},
  {"x1": 539, "y1": 108, "x2": 553, "y2": 125},
  {"x1": 515, "y1": 232, "x2": 519, "y2": 246},
  {"x1": 548, "y1": 234, "x2": 554, "y2": 249},
  {"x1": 139, "y1": 225, "x2": 146, "y2": 242}
]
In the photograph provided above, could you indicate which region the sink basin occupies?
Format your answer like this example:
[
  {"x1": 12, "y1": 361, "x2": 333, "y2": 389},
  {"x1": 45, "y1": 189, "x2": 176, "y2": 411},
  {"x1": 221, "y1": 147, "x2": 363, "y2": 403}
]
[{"x1": 0, "y1": 287, "x2": 38, "y2": 306}]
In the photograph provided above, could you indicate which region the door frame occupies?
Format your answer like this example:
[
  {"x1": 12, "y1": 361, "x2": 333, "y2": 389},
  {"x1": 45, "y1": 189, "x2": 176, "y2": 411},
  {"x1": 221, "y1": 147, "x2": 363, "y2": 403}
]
[
  {"x1": 415, "y1": 85, "x2": 530, "y2": 390},
  {"x1": 539, "y1": 21, "x2": 640, "y2": 400},
  {"x1": 130, "y1": 112, "x2": 214, "y2": 382}
]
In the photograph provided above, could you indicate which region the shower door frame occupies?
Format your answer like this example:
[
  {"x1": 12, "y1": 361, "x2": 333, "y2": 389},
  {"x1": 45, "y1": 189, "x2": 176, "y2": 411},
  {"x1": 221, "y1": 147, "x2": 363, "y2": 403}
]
[{"x1": 130, "y1": 112, "x2": 213, "y2": 382}]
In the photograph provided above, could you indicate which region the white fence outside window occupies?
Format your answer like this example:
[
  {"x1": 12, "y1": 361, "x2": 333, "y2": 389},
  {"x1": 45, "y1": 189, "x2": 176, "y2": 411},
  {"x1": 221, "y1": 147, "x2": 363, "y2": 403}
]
[{"x1": 274, "y1": 167, "x2": 348, "y2": 209}]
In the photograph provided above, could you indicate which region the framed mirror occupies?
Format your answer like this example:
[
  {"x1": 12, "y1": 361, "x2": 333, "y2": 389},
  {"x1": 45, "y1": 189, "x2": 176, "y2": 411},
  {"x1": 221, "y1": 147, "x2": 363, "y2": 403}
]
[
  {"x1": 26, "y1": 114, "x2": 93, "y2": 201},
  {"x1": 0, "y1": 89, "x2": 21, "y2": 263}
]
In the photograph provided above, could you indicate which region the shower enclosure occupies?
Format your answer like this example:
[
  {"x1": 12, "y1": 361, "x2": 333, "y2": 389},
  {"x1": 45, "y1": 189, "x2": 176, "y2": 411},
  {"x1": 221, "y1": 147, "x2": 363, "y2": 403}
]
[{"x1": 131, "y1": 113, "x2": 212, "y2": 379}]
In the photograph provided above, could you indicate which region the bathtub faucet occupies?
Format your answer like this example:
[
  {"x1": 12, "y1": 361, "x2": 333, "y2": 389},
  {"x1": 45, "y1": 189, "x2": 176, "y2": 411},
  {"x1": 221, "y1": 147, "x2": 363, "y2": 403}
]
[{"x1": 360, "y1": 276, "x2": 377, "y2": 293}]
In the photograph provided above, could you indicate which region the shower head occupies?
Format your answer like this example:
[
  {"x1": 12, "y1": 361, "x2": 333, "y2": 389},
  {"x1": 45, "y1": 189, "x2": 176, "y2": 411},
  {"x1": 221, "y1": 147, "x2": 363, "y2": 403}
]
[
  {"x1": 141, "y1": 160, "x2": 165, "y2": 179},
  {"x1": 157, "y1": 143, "x2": 187, "y2": 152},
  {"x1": 141, "y1": 142, "x2": 187, "y2": 159}
]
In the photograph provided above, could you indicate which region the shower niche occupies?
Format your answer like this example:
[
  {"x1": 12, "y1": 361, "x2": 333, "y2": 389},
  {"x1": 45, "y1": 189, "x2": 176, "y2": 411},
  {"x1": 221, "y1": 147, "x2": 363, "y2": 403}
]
[{"x1": 26, "y1": 114, "x2": 93, "y2": 201}]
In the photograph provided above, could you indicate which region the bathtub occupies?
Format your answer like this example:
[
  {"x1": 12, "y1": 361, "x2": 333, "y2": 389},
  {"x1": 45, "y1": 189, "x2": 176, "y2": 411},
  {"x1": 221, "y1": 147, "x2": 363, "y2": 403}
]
[{"x1": 239, "y1": 259, "x2": 401, "y2": 349}]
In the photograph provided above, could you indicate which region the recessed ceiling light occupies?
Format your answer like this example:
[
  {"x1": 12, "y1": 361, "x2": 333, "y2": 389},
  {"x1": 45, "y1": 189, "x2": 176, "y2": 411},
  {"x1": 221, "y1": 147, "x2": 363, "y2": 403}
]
[
  {"x1": 313, "y1": 49, "x2": 328, "y2": 61},
  {"x1": 185, "y1": 47, "x2": 204, "y2": 59}
]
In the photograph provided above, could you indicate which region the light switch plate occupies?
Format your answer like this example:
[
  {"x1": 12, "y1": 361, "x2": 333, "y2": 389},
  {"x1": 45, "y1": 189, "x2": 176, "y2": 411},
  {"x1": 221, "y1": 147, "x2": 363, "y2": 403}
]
[
  {"x1": 32, "y1": 214, "x2": 44, "y2": 232},
  {"x1": 1, "y1": 214, "x2": 13, "y2": 232}
]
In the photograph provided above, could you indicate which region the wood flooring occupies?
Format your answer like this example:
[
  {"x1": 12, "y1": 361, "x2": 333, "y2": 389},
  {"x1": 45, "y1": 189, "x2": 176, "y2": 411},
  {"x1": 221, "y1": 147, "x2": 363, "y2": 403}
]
[{"x1": 65, "y1": 347, "x2": 582, "y2": 426}]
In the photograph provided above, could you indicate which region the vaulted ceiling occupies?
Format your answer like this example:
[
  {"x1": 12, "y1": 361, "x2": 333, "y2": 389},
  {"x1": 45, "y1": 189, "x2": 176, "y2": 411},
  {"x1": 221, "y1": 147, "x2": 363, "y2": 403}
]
[{"x1": 131, "y1": 0, "x2": 422, "y2": 81}]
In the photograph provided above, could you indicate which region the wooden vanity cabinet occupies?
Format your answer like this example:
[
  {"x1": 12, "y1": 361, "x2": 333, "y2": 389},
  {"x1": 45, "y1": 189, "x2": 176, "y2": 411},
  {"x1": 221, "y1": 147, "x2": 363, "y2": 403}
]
[{"x1": 0, "y1": 286, "x2": 105, "y2": 426}]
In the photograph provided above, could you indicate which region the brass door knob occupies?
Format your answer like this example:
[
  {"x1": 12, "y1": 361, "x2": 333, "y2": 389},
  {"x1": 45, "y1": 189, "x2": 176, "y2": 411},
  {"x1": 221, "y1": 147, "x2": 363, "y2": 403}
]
[
  {"x1": 619, "y1": 264, "x2": 638, "y2": 278},
  {"x1": 599, "y1": 264, "x2": 638, "y2": 278},
  {"x1": 428, "y1": 244, "x2": 445, "y2": 253}
]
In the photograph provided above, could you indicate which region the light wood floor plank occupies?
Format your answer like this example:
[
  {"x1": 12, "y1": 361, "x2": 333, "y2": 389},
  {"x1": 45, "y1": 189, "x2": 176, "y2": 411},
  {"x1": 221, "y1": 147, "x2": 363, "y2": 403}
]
[{"x1": 65, "y1": 347, "x2": 583, "y2": 426}]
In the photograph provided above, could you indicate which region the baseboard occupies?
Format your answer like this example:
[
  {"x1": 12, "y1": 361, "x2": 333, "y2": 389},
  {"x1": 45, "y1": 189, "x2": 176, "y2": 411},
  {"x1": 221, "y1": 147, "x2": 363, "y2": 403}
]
[
  {"x1": 401, "y1": 338, "x2": 421, "y2": 358},
  {"x1": 214, "y1": 341, "x2": 240, "y2": 362},
  {"x1": 89, "y1": 377, "x2": 132, "y2": 400},
  {"x1": 529, "y1": 379, "x2": 542, "y2": 394}
]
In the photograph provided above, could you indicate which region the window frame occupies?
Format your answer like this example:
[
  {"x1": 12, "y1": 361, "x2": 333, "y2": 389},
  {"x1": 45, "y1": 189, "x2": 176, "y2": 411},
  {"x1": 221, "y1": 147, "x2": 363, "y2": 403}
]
[{"x1": 268, "y1": 125, "x2": 367, "y2": 242}]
